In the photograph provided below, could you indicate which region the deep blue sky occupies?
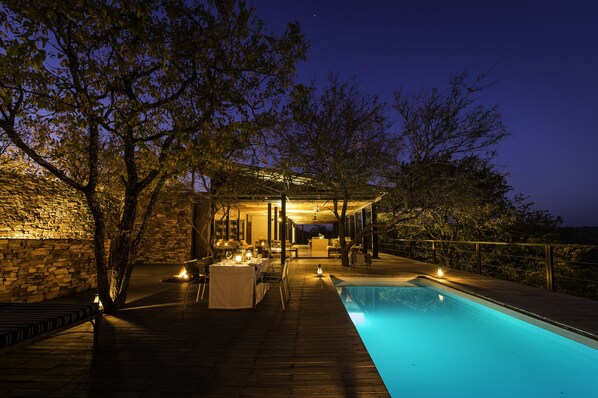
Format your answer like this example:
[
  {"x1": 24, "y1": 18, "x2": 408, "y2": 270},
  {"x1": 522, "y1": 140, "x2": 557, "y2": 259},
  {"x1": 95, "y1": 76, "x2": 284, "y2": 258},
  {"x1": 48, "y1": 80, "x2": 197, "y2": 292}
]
[{"x1": 253, "y1": 0, "x2": 598, "y2": 227}]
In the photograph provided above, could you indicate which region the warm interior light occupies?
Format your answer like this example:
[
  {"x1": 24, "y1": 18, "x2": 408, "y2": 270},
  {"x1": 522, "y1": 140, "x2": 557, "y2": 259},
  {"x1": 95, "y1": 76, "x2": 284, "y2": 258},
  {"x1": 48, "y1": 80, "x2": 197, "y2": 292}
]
[
  {"x1": 245, "y1": 250, "x2": 253, "y2": 261},
  {"x1": 317, "y1": 264, "x2": 323, "y2": 277},
  {"x1": 234, "y1": 254, "x2": 243, "y2": 263},
  {"x1": 437, "y1": 267, "x2": 444, "y2": 277}
]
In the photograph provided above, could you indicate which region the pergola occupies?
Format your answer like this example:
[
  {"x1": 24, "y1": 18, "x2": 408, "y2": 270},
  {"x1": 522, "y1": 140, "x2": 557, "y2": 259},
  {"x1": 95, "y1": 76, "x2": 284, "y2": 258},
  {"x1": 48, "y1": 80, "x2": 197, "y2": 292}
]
[{"x1": 207, "y1": 165, "x2": 385, "y2": 262}]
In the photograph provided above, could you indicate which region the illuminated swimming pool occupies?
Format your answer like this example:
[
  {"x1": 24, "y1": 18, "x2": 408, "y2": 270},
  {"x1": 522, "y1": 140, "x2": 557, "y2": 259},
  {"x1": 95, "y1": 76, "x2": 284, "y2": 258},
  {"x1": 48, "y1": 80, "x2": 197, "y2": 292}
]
[{"x1": 336, "y1": 279, "x2": 598, "y2": 398}]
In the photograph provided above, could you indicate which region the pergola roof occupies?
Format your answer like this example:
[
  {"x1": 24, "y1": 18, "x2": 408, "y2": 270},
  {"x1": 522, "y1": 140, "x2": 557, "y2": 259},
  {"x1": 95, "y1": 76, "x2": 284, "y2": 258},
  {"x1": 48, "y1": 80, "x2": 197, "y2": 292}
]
[{"x1": 206, "y1": 165, "x2": 385, "y2": 224}]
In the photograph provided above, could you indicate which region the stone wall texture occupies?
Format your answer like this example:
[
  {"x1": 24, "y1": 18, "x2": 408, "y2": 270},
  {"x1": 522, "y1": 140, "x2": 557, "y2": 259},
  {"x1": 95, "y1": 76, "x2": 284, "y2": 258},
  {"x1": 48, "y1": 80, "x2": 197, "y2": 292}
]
[
  {"x1": 0, "y1": 171, "x2": 196, "y2": 302},
  {"x1": 0, "y1": 172, "x2": 93, "y2": 239},
  {"x1": 134, "y1": 192, "x2": 194, "y2": 264},
  {"x1": 0, "y1": 238, "x2": 97, "y2": 302}
]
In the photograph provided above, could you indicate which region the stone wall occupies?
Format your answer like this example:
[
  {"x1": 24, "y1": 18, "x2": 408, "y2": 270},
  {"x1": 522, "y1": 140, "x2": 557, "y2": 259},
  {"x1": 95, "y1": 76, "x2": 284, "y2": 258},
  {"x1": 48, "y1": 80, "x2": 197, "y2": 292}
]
[
  {"x1": 0, "y1": 171, "x2": 198, "y2": 301},
  {"x1": 0, "y1": 239, "x2": 97, "y2": 303},
  {"x1": 0, "y1": 172, "x2": 98, "y2": 302},
  {"x1": 0, "y1": 172, "x2": 93, "y2": 239},
  {"x1": 134, "y1": 192, "x2": 194, "y2": 264}
]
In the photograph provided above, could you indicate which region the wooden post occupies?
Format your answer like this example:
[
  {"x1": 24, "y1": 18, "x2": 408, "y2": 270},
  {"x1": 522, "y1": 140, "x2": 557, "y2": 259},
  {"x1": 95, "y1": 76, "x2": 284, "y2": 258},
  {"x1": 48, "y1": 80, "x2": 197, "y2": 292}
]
[
  {"x1": 267, "y1": 203, "x2": 272, "y2": 249},
  {"x1": 281, "y1": 194, "x2": 286, "y2": 265},
  {"x1": 274, "y1": 207, "x2": 278, "y2": 240},
  {"x1": 236, "y1": 209, "x2": 241, "y2": 241},
  {"x1": 372, "y1": 204, "x2": 379, "y2": 259},
  {"x1": 225, "y1": 207, "x2": 230, "y2": 240},
  {"x1": 545, "y1": 245, "x2": 554, "y2": 291},
  {"x1": 361, "y1": 208, "x2": 367, "y2": 250},
  {"x1": 245, "y1": 213, "x2": 250, "y2": 243},
  {"x1": 210, "y1": 202, "x2": 215, "y2": 245},
  {"x1": 476, "y1": 243, "x2": 482, "y2": 274}
]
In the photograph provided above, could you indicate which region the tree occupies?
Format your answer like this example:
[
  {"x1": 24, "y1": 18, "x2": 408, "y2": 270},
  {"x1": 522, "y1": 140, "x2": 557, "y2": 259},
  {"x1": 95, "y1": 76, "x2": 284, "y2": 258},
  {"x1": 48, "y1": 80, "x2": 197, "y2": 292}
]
[
  {"x1": 385, "y1": 73, "x2": 565, "y2": 247},
  {"x1": 506, "y1": 194, "x2": 562, "y2": 242},
  {"x1": 393, "y1": 72, "x2": 508, "y2": 166},
  {"x1": 0, "y1": 138, "x2": 40, "y2": 174},
  {"x1": 388, "y1": 157, "x2": 513, "y2": 242},
  {"x1": 274, "y1": 76, "x2": 393, "y2": 266},
  {"x1": 0, "y1": 0, "x2": 306, "y2": 313},
  {"x1": 377, "y1": 72, "x2": 511, "y2": 240},
  {"x1": 273, "y1": 72, "x2": 518, "y2": 266}
]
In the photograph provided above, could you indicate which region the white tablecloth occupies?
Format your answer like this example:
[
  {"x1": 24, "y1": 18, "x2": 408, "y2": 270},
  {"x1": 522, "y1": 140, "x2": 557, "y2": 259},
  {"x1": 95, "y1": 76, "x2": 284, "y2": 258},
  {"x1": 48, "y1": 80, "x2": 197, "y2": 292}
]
[{"x1": 208, "y1": 260, "x2": 269, "y2": 309}]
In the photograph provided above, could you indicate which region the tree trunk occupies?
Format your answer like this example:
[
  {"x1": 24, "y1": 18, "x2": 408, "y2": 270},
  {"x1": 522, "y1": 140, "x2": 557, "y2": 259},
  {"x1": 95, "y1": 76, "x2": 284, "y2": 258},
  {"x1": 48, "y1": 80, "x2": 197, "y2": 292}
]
[
  {"x1": 340, "y1": 246, "x2": 350, "y2": 267},
  {"x1": 84, "y1": 191, "x2": 114, "y2": 313},
  {"x1": 338, "y1": 219, "x2": 351, "y2": 267},
  {"x1": 86, "y1": 180, "x2": 144, "y2": 314},
  {"x1": 106, "y1": 189, "x2": 140, "y2": 312},
  {"x1": 334, "y1": 197, "x2": 352, "y2": 267},
  {"x1": 108, "y1": 231, "x2": 135, "y2": 310}
]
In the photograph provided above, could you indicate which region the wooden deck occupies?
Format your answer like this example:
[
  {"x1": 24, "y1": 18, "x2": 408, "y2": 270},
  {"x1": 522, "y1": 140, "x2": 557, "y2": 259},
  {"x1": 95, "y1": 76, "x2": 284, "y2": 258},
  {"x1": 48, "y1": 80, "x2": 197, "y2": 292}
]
[{"x1": 1, "y1": 254, "x2": 597, "y2": 397}]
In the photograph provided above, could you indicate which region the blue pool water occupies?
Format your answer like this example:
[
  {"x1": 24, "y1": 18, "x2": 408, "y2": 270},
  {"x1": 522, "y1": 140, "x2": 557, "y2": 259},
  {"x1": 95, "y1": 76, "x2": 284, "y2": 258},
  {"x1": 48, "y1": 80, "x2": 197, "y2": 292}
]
[{"x1": 337, "y1": 282, "x2": 598, "y2": 398}]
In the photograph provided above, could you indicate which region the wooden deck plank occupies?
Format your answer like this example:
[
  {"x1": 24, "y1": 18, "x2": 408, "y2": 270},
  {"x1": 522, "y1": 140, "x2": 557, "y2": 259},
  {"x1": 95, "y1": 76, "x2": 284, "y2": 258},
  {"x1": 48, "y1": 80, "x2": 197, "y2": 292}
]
[{"x1": 1, "y1": 254, "x2": 597, "y2": 397}]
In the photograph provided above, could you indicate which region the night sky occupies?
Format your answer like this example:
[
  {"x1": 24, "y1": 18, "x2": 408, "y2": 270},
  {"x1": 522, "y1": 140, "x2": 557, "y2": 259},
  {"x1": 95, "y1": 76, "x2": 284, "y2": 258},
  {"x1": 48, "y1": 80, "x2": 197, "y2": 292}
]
[{"x1": 253, "y1": 0, "x2": 598, "y2": 227}]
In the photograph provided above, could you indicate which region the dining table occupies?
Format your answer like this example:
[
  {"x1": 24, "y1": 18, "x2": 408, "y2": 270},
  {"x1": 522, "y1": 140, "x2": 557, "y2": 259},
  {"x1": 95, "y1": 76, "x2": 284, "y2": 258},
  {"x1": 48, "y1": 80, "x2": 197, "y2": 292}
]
[{"x1": 208, "y1": 258, "x2": 270, "y2": 309}]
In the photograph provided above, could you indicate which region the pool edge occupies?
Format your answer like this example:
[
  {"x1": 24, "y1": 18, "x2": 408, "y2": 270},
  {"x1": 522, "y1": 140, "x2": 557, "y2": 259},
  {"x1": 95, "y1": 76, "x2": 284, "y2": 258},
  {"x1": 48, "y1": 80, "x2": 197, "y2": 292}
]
[{"x1": 331, "y1": 274, "x2": 598, "y2": 350}]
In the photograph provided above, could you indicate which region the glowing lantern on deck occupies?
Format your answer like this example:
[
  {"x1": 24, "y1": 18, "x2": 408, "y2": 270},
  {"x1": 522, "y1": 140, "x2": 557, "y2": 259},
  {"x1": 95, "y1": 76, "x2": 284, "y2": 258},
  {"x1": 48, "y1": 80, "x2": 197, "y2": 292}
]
[
  {"x1": 94, "y1": 293, "x2": 104, "y2": 310},
  {"x1": 177, "y1": 267, "x2": 189, "y2": 279},
  {"x1": 316, "y1": 264, "x2": 323, "y2": 277}
]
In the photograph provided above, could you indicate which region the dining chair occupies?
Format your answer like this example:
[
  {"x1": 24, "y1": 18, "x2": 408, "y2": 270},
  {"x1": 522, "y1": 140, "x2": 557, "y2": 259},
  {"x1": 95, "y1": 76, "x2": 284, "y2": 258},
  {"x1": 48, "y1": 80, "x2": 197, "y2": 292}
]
[
  {"x1": 349, "y1": 251, "x2": 373, "y2": 272},
  {"x1": 182, "y1": 256, "x2": 214, "y2": 314},
  {"x1": 182, "y1": 258, "x2": 200, "y2": 277},
  {"x1": 262, "y1": 259, "x2": 290, "y2": 310},
  {"x1": 181, "y1": 259, "x2": 199, "y2": 313},
  {"x1": 263, "y1": 259, "x2": 290, "y2": 298},
  {"x1": 195, "y1": 256, "x2": 214, "y2": 302}
]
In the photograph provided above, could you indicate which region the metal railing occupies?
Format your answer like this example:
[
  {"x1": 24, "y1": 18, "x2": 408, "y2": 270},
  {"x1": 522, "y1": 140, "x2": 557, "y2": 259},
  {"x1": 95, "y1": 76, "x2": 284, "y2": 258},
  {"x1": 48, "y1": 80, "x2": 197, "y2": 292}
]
[{"x1": 379, "y1": 238, "x2": 598, "y2": 300}]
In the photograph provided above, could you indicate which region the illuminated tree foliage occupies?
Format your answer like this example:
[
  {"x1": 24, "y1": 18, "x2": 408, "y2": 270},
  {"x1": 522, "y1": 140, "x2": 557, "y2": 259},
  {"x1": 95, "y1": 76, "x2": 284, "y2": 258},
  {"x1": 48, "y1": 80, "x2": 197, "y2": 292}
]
[
  {"x1": 384, "y1": 73, "x2": 561, "y2": 246},
  {"x1": 378, "y1": 74, "x2": 509, "y2": 237},
  {"x1": 387, "y1": 157, "x2": 513, "y2": 242},
  {"x1": 274, "y1": 76, "x2": 393, "y2": 267},
  {"x1": 0, "y1": 0, "x2": 306, "y2": 313}
]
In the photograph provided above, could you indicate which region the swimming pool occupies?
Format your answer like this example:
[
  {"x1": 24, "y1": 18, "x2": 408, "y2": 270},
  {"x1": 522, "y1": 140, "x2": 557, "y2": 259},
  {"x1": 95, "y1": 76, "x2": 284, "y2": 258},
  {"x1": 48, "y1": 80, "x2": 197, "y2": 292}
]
[{"x1": 336, "y1": 279, "x2": 598, "y2": 398}]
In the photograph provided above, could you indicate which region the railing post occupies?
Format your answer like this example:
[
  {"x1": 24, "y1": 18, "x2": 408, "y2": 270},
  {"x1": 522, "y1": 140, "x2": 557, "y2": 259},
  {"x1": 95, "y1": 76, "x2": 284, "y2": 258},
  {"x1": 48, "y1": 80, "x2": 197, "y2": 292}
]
[
  {"x1": 545, "y1": 245, "x2": 554, "y2": 291},
  {"x1": 476, "y1": 243, "x2": 482, "y2": 274},
  {"x1": 431, "y1": 241, "x2": 437, "y2": 265}
]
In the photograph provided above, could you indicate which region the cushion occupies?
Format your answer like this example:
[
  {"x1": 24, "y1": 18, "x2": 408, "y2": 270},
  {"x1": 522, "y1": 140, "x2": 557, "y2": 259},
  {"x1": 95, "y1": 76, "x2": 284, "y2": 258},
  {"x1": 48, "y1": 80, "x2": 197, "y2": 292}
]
[{"x1": 0, "y1": 302, "x2": 100, "y2": 349}]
